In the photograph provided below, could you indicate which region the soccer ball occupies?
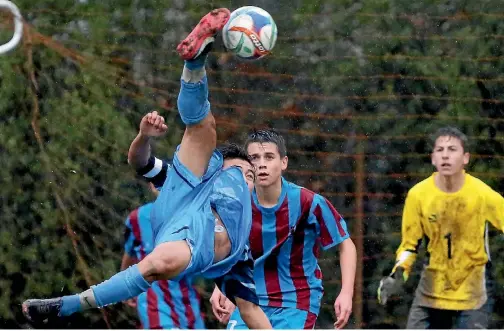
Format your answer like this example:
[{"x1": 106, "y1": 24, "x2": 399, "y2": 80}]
[{"x1": 222, "y1": 6, "x2": 277, "y2": 60}]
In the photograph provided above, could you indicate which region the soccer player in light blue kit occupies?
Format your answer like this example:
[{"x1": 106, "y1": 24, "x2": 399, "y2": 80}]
[
  {"x1": 22, "y1": 8, "x2": 271, "y2": 329},
  {"x1": 121, "y1": 194, "x2": 206, "y2": 329}
]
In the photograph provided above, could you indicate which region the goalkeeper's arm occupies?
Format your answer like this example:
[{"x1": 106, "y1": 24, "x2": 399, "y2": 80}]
[{"x1": 378, "y1": 191, "x2": 423, "y2": 305}]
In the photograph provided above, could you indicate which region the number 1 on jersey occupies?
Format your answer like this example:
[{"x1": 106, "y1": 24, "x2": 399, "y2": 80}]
[{"x1": 444, "y1": 232, "x2": 452, "y2": 259}]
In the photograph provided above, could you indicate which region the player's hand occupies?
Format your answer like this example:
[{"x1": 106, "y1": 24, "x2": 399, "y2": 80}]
[
  {"x1": 333, "y1": 290, "x2": 353, "y2": 329},
  {"x1": 139, "y1": 111, "x2": 168, "y2": 137},
  {"x1": 123, "y1": 297, "x2": 137, "y2": 308},
  {"x1": 377, "y1": 268, "x2": 405, "y2": 306},
  {"x1": 209, "y1": 287, "x2": 235, "y2": 324}
]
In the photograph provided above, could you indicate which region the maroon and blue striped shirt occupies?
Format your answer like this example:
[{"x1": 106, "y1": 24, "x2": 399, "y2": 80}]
[{"x1": 249, "y1": 178, "x2": 349, "y2": 314}]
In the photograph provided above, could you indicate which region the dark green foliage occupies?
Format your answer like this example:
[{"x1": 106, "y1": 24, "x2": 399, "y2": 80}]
[{"x1": 1, "y1": 0, "x2": 504, "y2": 328}]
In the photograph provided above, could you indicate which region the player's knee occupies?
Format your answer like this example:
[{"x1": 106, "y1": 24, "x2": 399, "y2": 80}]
[{"x1": 142, "y1": 242, "x2": 191, "y2": 280}]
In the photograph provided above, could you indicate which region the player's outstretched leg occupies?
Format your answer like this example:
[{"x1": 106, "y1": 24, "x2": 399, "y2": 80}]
[
  {"x1": 175, "y1": 8, "x2": 230, "y2": 178},
  {"x1": 22, "y1": 241, "x2": 191, "y2": 323}
]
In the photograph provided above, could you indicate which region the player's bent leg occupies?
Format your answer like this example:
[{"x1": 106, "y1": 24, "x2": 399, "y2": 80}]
[
  {"x1": 23, "y1": 264, "x2": 152, "y2": 322},
  {"x1": 138, "y1": 241, "x2": 192, "y2": 281},
  {"x1": 22, "y1": 242, "x2": 191, "y2": 323},
  {"x1": 234, "y1": 297, "x2": 272, "y2": 329},
  {"x1": 177, "y1": 83, "x2": 216, "y2": 178},
  {"x1": 175, "y1": 9, "x2": 230, "y2": 179}
]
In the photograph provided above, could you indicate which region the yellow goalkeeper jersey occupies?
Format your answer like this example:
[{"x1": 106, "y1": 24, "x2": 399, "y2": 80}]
[{"x1": 393, "y1": 172, "x2": 504, "y2": 310}]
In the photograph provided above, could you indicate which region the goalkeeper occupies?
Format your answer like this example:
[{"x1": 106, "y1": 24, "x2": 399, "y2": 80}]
[{"x1": 378, "y1": 127, "x2": 502, "y2": 329}]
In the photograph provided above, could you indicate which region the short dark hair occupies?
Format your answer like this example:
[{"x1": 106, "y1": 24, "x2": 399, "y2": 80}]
[
  {"x1": 217, "y1": 143, "x2": 253, "y2": 166},
  {"x1": 430, "y1": 126, "x2": 469, "y2": 152},
  {"x1": 244, "y1": 129, "x2": 287, "y2": 157}
]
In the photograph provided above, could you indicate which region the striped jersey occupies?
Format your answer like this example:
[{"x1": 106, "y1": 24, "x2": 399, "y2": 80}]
[
  {"x1": 249, "y1": 178, "x2": 350, "y2": 314},
  {"x1": 124, "y1": 203, "x2": 205, "y2": 329}
]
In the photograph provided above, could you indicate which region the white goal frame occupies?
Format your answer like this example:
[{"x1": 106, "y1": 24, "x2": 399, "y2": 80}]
[{"x1": 0, "y1": 0, "x2": 22, "y2": 54}]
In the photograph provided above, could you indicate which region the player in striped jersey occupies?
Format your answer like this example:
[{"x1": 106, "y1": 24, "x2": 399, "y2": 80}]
[
  {"x1": 210, "y1": 129, "x2": 357, "y2": 329},
  {"x1": 121, "y1": 192, "x2": 206, "y2": 329},
  {"x1": 23, "y1": 9, "x2": 271, "y2": 329}
]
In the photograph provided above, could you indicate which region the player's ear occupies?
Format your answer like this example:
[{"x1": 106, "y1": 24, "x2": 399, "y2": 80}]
[
  {"x1": 281, "y1": 156, "x2": 288, "y2": 171},
  {"x1": 431, "y1": 153, "x2": 435, "y2": 166},
  {"x1": 463, "y1": 152, "x2": 470, "y2": 166}
]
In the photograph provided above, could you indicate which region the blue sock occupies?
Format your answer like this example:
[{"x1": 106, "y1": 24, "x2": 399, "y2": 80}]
[
  {"x1": 177, "y1": 75, "x2": 210, "y2": 125},
  {"x1": 93, "y1": 264, "x2": 150, "y2": 307},
  {"x1": 58, "y1": 265, "x2": 150, "y2": 316},
  {"x1": 184, "y1": 55, "x2": 207, "y2": 70},
  {"x1": 59, "y1": 294, "x2": 81, "y2": 316}
]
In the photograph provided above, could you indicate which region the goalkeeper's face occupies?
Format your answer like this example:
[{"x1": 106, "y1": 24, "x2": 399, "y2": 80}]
[
  {"x1": 431, "y1": 135, "x2": 469, "y2": 176},
  {"x1": 247, "y1": 142, "x2": 288, "y2": 188}
]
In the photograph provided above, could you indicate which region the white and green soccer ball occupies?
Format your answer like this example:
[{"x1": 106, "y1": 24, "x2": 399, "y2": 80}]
[{"x1": 222, "y1": 6, "x2": 278, "y2": 60}]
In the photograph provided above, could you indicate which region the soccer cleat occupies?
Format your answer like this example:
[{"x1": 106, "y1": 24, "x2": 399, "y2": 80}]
[
  {"x1": 22, "y1": 298, "x2": 63, "y2": 323},
  {"x1": 176, "y1": 8, "x2": 231, "y2": 60}
]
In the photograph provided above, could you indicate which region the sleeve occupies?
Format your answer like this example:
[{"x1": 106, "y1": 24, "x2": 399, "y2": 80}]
[
  {"x1": 214, "y1": 246, "x2": 258, "y2": 305},
  {"x1": 123, "y1": 214, "x2": 137, "y2": 257},
  {"x1": 313, "y1": 194, "x2": 350, "y2": 251},
  {"x1": 485, "y1": 188, "x2": 504, "y2": 232},
  {"x1": 391, "y1": 190, "x2": 424, "y2": 281},
  {"x1": 136, "y1": 156, "x2": 172, "y2": 189}
]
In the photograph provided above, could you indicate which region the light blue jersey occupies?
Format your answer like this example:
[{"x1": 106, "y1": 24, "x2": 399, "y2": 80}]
[{"x1": 138, "y1": 149, "x2": 257, "y2": 304}]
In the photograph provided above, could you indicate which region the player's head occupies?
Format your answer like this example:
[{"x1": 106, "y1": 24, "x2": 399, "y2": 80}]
[
  {"x1": 245, "y1": 129, "x2": 288, "y2": 188},
  {"x1": 218, "y1": 143, "x2": 256, "y2": 192},
  {"x1": 430, "y1": 126, "x2": 470, "y2": 176}
]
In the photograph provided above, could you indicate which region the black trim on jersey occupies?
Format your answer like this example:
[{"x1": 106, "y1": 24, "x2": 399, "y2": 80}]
[
  {"x1": 136, "y1": 156, "x2": 170, "y2": 188},
  {"x1": 136, "y1": 156, "x2": 156, "y2": 176},
  {"x1": 150, "y1": 161, "x2": 169, "y2": 188}
]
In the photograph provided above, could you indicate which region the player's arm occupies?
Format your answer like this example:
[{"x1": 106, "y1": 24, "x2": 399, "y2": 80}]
[
  {"x1": 209, "y1": 285, "x2": 235, "y2": 324},
  {"x1": 128, "y1": 111, "x2": 167, "y2": 170},
  {"x1": 313, "y1": 195, "x2": 355, "y2": 329},
  {"x1": 378, "y1": 190, "x2": 423, "y2": 306},
  {"x1": 335, "y1": 238, "x2": 356, "y2": 329},
  {"x1": 391, "y1": 191, "x2": 423, "y2": 280},
  {"x1": 485, "y1": 188, "x2": 504, "y2": 232},
  {"x1": 129, "y1": 113, "x2": 172, "y2": 189}
]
